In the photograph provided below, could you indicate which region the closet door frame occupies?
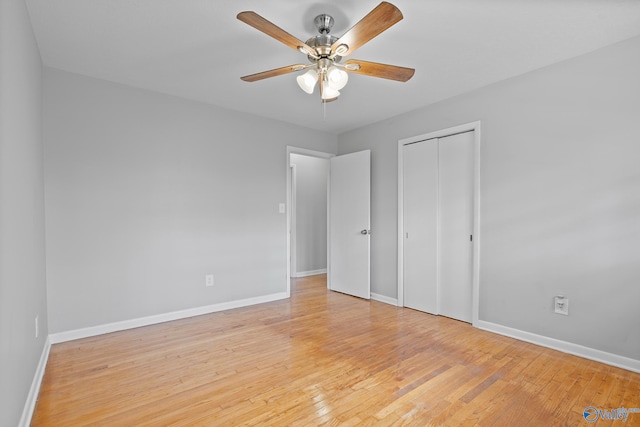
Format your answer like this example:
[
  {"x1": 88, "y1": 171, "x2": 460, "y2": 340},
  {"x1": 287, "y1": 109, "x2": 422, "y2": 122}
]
[{"x1": 397, "y1": 121, "x2": 481, "y2": 326}]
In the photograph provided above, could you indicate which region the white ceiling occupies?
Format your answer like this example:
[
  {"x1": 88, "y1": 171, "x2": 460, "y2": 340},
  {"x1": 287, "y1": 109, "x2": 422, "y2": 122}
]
[{"x1": 25, "y1": 0, "x2": 640, "y2": 134}]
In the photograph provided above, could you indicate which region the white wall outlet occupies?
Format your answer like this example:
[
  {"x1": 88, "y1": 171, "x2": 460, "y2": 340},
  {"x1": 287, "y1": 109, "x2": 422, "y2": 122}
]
[
  {"x1": 205, "y1": 274, "x2": 214, "y2": 287},
  {"x1": 279, "y1": 203, "x2": 285, "y2": 214},
  {"x1": 554, "y1": 296, "x2": 569, "y2": 315},
  {"x1": 35, "y1": 315, "x2": 39, "y2": 338}
]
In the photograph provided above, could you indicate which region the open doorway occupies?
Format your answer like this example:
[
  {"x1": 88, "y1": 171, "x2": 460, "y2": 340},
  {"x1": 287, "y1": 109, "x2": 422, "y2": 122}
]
[
  {"x1": 285, "y1": 147, "x2": 333, "y2": 296},
  {"x1": 289, "y1": 153, "x2": 329, "y2": 278},
  {"x1": 286, "y1": 146, "x2": 371, "y2": 300}
]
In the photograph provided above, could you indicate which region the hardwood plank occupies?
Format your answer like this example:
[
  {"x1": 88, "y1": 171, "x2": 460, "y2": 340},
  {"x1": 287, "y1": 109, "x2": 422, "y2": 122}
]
[{"x1": 32, "y1": 275, "x2": 640, "y2": 426}]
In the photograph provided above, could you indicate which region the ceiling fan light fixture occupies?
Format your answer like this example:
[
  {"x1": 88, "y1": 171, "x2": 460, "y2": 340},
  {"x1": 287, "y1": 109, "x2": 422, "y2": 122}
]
[
  {"x1": 327, "y1": 66, "x2": 348, "y2": 91},
  {"x1": 296, "y1": 69, "x2": 318, "y2": 94},
  {"x1": 238, "y1": 3, "x2": 415, "y2": 105}
]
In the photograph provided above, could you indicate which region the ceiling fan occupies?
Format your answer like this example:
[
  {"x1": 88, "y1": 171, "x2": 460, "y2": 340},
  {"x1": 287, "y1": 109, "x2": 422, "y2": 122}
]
[{"x1": 237, "y1": 2, "x2": 415, "y2": 103}]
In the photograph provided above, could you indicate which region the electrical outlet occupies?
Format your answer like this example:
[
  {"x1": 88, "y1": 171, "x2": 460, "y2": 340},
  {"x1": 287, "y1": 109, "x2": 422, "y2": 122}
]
[
  {"x1": 554, "y1": 296, "x2": 569, "y2": 315},
  {"x1": 35, "y1": 315, "x2": 39, "y2": 338},
  {"x1": 206, "y1": 274, "x2": 214, "y2": 287}
]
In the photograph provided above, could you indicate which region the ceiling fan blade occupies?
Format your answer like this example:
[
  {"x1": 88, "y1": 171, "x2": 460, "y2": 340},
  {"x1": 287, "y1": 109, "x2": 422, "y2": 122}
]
[
  {"x1": 330, "y1": 2, "x2": 403, "y2": 57},
  {"x1": 344, "y1": 59, "x2": 415, "y2": 82},
  {"x1": 237, "y1": 11, "x2": 316, "y2": 57},
  {"x1": 240, "y1": 64, "x2": 307, "y2": 82}
]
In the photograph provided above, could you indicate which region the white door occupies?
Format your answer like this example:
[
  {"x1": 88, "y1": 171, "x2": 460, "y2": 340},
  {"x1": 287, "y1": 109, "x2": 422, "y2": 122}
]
[
  {"x1": 438, "y1": 132, "x2": 474, "y2": 322},
  {"x1": 329, "y1": 150, "x2": 371, "y2": 299},
  {"x1": 403, "y1": 140, "x2": 438, "y2": 313},
  {"x1": 402, "y1": 132, "x2": 474, "y2": 322}
]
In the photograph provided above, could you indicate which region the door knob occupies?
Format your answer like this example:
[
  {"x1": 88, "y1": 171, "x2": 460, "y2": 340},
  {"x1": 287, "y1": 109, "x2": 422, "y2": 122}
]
[{"x1": 361, "y1": 229, "x2": 371, "y2": 235}]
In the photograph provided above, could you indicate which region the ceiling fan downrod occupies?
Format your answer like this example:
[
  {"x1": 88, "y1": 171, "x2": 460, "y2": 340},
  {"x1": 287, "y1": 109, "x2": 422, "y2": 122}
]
[{"x1": 314, "y1": 14, "x2": 334, "y2": 35}]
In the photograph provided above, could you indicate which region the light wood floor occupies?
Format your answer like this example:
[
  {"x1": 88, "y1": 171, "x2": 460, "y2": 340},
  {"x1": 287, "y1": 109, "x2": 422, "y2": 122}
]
[{"x1": 33, "y1": 275, "x2": 639, "y2": 426}]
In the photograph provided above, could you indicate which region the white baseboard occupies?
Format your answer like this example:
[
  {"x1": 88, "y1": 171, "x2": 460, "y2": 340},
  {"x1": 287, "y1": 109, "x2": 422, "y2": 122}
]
[
  {"x1": 293, "y1": 269, "x2": 327, "y2": 278},
  {"x1": 475, "y1": 320, "x2": 640, "y2": 373},
  {"x1": 49, "y1": 292, "x2": 289, "y2": 344},
  {"x1": 19, "y1": 336, "x2": 51, "y2": 427},
  {"x1": 371, "y1": 292, "x2": 398, "y2": 306}
]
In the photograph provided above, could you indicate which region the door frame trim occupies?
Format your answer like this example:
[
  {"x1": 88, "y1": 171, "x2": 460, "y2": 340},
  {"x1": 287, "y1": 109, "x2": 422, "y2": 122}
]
[
  {"x1": 397, "y1": 121, "x2": 481, "y2": 326},
  {"x1": 286, "y1": 147, "x2": 334, "y2": 296},
  {"x1": 290, "y1": 163, "x2": 297, "y2": 277}
]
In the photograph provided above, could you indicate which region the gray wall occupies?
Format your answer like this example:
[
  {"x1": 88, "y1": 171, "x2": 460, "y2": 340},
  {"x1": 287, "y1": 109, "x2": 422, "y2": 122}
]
[
  {"x1": 44, "y1": 69, "x2": 337, "y2": 334},
  {"x1": 290, "y1": 154, "x2": 328, "y2": 274},
  {"x1": 338, "y1": 36, "x2": 640, "y2": 360},
  {"x1": 0, "y1": 0, "x2": 49, "y2": 425}
]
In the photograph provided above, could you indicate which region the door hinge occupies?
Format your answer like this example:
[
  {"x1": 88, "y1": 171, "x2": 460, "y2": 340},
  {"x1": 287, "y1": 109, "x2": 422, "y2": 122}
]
[{"x1": 470, "y1": 234, "x2": 473, "y2": 242}]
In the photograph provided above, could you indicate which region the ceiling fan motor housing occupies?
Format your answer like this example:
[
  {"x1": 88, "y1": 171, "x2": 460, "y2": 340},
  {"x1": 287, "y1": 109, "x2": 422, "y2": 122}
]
[{"x1": 305, "y1": 34, "x2": 339, "y2": 59}]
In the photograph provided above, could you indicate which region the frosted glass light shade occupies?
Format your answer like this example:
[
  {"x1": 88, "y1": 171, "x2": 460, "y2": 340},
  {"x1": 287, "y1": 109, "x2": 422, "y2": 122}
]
[
  {"x1": 327, "y1": 66, "x2": 348, "y2": 90},
  {"x1": 321, "y1": 85, "x2": 340, "y2": 100},
  {"x1": 296, "y1": 69, "x2": 318, "y2": 94}
]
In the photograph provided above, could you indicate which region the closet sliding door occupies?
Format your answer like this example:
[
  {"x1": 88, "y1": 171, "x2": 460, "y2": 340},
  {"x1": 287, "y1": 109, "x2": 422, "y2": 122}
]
[
  {"x1": 438, "y1": 132, "x2": 474, "y2": 322},
  {"x1": 402, "y1": 131, "x2": 474, "y2": 322},
  {"x1": 403, "y1": 139, "x2": 438, "y2": 314}
]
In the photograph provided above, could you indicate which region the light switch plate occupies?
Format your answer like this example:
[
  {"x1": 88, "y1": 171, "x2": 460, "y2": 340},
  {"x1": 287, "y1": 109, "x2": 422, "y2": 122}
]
[{"x1": 554, "y1": 296, "x2": 569, "y2": 315}]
